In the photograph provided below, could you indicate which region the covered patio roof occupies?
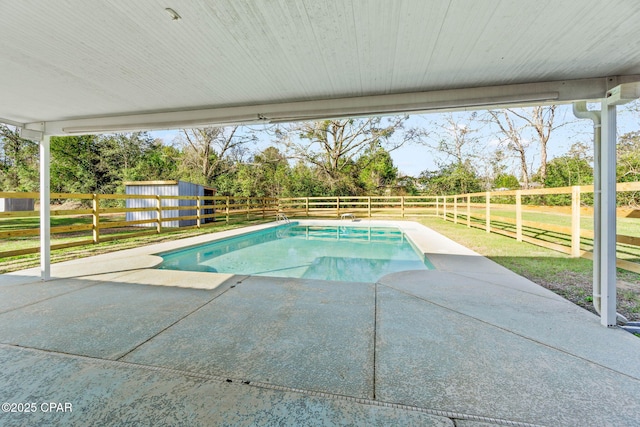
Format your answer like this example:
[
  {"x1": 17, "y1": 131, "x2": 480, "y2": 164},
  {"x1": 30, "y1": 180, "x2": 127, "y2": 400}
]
[
  {"x1": 1, "y1": 0, "x2": 640, "y2": 133},
  {"x1": 2, "y1": 0, "x2": 640, "y2": 327}
]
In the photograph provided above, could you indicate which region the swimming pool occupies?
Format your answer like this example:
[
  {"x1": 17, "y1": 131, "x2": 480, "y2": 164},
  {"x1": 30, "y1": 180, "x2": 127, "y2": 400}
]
[{"x1": 158, "y1": 223, "x2": 434, "y2": 282}]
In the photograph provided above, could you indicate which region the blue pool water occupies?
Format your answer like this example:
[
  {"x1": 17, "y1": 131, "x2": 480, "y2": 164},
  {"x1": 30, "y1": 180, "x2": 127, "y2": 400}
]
[{"x1": 158, "y1": 224, "x2": 433, "y2": 282}]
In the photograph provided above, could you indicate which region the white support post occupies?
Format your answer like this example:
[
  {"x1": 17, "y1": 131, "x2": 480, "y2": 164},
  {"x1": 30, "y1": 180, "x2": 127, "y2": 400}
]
[
  {"x1": 40, "y1": 135, "x2": 51, "y2": 281},
  {"x1": 599, "y1": 99, "x2": 617, "y2": 327}
]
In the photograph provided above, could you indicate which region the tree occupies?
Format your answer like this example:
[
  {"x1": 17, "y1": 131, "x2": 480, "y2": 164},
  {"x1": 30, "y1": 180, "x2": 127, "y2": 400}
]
[
  {"x1": 50, "y1": 132, "x2": 164, "y2": 195},
  {"x1": 478, "y1": 148, "x2": 509, "y2": 191},
  {"x1": 493, "y1": 173, "x2": 520, "y2": 190},
  {"x1": 99, "y1": 132, "x2": 154, "y2": 182},
  {"x1": 0, "y1": 124, "x2": 39, "y2": 191},
  {"x1": 285, "y1": 162, "x2": 329, "y2": 197},
  {"x1": 50, "y1": 135, "x2": 101, "y2": 194},
  {"x1": 487, "y1": 106, "x2": 559, "y2": 189},
  {"x1": 507, "y1": 106, "x2": 557, "y2": 182},
  {"x1": 618, "y1": 131, "x2": 640, "y2": 182},
  {"x1": 487, "y1": 110, "x2": 532, "y2": 189},
  {"x1": 426, "y1": 112, "x2": 480, "y2": 165},
  {"x1": 357, "y1": 145, "x2": 398, "y2": 194},
  {"x1": 418, "y1": 162, "x2": 482, "y2": 196},
  {"x1": 129, "y1": 142, "x2": 180, "y2": 181},
  {"x1": 177, "y1": 126, "x2": 256, "y2": 186},
  {"x1": 235, "y1": 147, "x2": 291, "y2": 197},
  {"x1": 539, "y1": 154, "x2": 593, "y2": 206},
  {"x1": 276, "y1": 116, "x2": 414, "y2": 193},
  {"x1": 543, "y1": 156, "x2": 593, "y2": 188},
  {"x1": 617, "y1": 131, "x2": 640, "y2": 207}
]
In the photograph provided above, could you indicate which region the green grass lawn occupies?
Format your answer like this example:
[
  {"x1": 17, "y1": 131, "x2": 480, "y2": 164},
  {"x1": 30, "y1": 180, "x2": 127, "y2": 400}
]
[
  {"x1": 0, "y1": 214, "x2": 148, "y2": 252},
  {"x1": 468, "y1": 207, "x2": 640, "y2": 236},
  {"x1": 415, "y1": 216, "x2": 640, "y2": 321},
  {"x1": 448, "y1": 208, "x2": 640, "y2": 262}
]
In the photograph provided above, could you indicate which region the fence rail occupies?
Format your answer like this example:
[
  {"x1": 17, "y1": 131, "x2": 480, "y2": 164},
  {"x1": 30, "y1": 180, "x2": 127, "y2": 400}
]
[
  {"x1": 436, "y1": 182, "x2": 640, "y2": 274},
  {"x1": 0, "y1": 192, "x2": 280, "y2": 258},
  {"x1": 1, "y1": 187, "x2": 640, "y2": 275}
]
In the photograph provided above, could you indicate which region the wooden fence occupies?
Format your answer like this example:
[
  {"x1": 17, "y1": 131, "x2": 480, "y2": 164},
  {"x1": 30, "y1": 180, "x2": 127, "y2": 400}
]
[
  {"x1": 0, "y1": 192, "x2": 279, "y2": 258},
  {"x1": 437, "y1": 182, "x2": 640, "y2": 274},
  {"x1": 1, "y1": 187, "x2": 640, "y2": 275},
  {"x1": 277, "y1": 195, "x2": 437, "y2": 218}
]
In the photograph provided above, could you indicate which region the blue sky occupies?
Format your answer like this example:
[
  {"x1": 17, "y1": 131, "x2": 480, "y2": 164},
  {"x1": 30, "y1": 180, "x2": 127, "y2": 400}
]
[{"x1": 150, "y1": 103, "x2": 640, "y2": 177}]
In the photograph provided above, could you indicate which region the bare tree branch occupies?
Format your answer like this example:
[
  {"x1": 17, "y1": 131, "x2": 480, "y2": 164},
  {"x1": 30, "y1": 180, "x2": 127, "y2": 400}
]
[
  {"x1": 276, "y1": 116, "x2": 414, "y2": 182},
  {"x1": 177, "y1": 126, "x2": 256, "y2": 184},
  {"x1": 487, "y1": 110, "x2": 531, "y2": 188}
]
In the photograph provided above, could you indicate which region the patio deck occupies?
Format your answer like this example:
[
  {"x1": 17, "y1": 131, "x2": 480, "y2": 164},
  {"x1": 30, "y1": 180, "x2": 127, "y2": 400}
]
[{"x1": 1, "y1": 221, "x2": 640, "y2": 426}]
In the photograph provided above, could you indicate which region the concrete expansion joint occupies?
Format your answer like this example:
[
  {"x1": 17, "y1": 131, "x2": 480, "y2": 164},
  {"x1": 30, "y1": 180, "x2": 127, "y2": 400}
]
[
  {"x1": 1, "y1": 343, "x2": 546, "y2": 427},
  {"x1": 115, "y1": 283, "x2": 235, "y2": 361},
  {"x1": 0, "y1": 279, "x2": 105, "y2": 316},
  {"x1": 373, "y1": 281, "x2": 378, "y2": 400},
  {"x1": 229, "y1": 274, "x2": 250, "y2": 289},
  {"x1": 379, "y1": 283, "x2": 640, "y2": 383},
  {"x1": 448, "y1": 272, "x2": 564, "y2": 303},
  {"x1": 221, "y1": 376, "x2": 546, "y2": 427}
]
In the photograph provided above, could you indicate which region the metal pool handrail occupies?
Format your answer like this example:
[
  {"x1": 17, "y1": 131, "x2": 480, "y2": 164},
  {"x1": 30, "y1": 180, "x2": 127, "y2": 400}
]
[{"x1": 276, "y1": 212, "x2": 290, "y2": 223}]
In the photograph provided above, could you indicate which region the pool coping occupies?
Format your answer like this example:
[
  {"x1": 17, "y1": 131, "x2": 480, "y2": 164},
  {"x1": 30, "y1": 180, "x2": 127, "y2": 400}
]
[
  {"x1": 153, "y1": 220, "x2": 447, "y2": 278},
  {"x1": 4, "y1": 219, "x2": 483, "y2": 285}
]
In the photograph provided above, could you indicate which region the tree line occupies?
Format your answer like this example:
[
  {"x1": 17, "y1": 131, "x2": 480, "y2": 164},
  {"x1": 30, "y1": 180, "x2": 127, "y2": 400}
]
[
  {"x1": 1, "y1": 105, "x2": 639, "y2": 205},
  {"x1": 0, "y1": 117, "x2": 415, "y2": 197}
]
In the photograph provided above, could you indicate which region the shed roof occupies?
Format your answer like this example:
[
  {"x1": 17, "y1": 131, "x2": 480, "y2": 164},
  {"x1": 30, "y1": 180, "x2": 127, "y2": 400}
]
[{"x1": 2, "y1": 0, "x2": 640, "y2": 134}]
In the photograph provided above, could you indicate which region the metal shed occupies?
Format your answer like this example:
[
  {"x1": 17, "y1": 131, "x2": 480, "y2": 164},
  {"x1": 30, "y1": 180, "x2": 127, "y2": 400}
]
[
  {"x1": 0, "y1": 198, "x2": 34, "y2": 212},
  {"x1": 124, "y1": 181, "x2": 215, "y2": 228}
]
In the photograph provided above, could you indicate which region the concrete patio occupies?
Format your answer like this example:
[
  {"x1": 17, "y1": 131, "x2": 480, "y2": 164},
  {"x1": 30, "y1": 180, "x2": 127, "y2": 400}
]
[{"x1": 1, "y1": 221, "x2": 640, "y2": 426}]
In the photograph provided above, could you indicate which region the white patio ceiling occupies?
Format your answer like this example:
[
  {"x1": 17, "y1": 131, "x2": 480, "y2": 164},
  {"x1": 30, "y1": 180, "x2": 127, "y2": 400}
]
[{"x1": 2, "y1": 0, "x2": 640, "y2": 134}]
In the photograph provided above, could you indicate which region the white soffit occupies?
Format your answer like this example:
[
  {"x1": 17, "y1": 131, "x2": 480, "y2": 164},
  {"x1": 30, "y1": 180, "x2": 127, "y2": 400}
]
[{"x1": 1, "y1": 0, "x2": 640, "y2": 133}]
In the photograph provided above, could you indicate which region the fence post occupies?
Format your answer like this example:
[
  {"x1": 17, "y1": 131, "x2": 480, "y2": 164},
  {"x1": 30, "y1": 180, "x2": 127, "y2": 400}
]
[
  {"x1": 485, "y1": 192, "x2": 491, "y2": 233},
  {"x1": 466, "y1": 194, "x2": 471, "y2": 228},
  {"x1": 453, "y1": 197, "x2": 458, "y2": 224},
  {"x1": 305, "y1": 198, "x2": 309, "y2": 217},
  {"x1": 262, "y1": 198, "x2": 266, "y2": 219},
  {"x1": 443, "y1": 197, "x2": 447, "y2": 221},
  {"x1": 336, "y1": 197, "x2": 340, "y2": 217},
  {"x1": 516, "y1": 190, "x2": 522, "y2": 242},
  {"x1": 246, "y1": 198, "x2": 250, "y2": 220},
  {"x1": 401, "y1": 196, "x2": 405, "y2": 218},
  {"x1": 196, "y1": 196, "x2": 201, "y2": 229},
  {"x1": 156, "y1": 195, "x2": 162, "y2": 234},
  {"x1": 571, "y1": 186, "x2": 581, "y2": 257},
  {"x1": 92, "y1": 194, "x2": 100, "y2": 243},
  {"x1": 225, "y1": 197, "x2": 230, "y2": 224},
  {"x1": 367, "y1": 196, "x2": 371, "y2": 217},
  {"x1": 435, "y1": 196, "x2": 439, "y2": 217}
]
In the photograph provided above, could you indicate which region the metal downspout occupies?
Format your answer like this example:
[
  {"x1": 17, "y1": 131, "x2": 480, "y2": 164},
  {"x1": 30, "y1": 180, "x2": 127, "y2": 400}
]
[
  {"x1": 572, "y1": 101, "x2": 627, "y2": 325},
  {"x1": 572, "y1": 102, "x2": 602, "y2": 316}
]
